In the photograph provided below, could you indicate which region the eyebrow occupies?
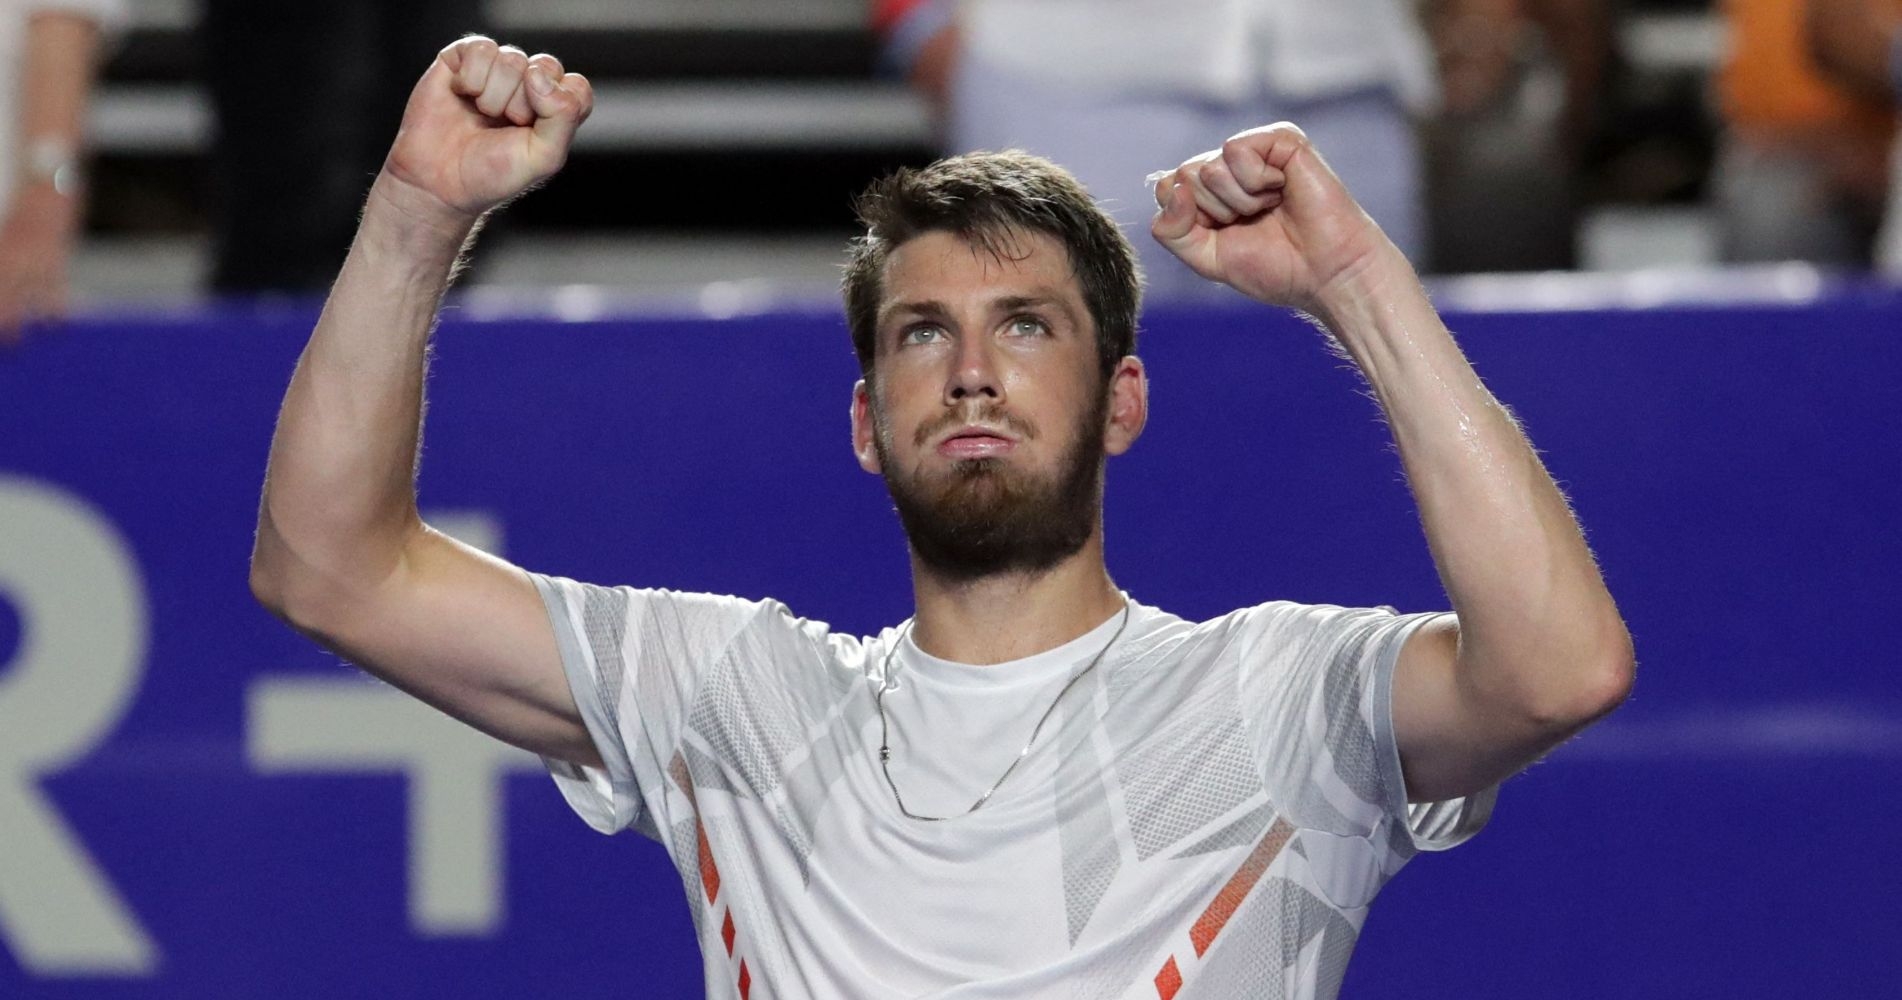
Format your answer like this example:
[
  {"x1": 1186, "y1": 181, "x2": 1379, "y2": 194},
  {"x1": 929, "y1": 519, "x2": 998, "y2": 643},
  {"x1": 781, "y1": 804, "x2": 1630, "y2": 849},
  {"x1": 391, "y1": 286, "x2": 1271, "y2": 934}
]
[
  {"x1": 879, "y1": 291, "x2": 1081, "y2": 328},
  {"x1": 880, "y1": 299, "x2": 953, "y2": 326},
  {"x1": 995, "y1": 295, "x2": 1062, "y2": 313}
]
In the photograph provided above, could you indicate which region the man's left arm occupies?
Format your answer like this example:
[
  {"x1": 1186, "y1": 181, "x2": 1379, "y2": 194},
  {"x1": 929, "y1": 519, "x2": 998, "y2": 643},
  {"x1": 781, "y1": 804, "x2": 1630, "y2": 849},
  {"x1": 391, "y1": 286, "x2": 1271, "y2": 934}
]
[{"x1": 1152, "y1": 124, "x2": 1634, "y2": 803}]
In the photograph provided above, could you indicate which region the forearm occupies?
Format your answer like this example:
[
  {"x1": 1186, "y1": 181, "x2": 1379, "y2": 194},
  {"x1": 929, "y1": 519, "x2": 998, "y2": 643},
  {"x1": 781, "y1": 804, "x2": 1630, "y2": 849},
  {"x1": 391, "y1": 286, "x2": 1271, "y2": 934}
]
[
  {"x1": 252, "y1": 176, "x2": 479, "y2": 611},
  {"x1": 19, "y1": 12, "x2": 99, "y2": 151},
  {"x1": 1314, "y1": 250, "x2": 1630, "y2": 719}
]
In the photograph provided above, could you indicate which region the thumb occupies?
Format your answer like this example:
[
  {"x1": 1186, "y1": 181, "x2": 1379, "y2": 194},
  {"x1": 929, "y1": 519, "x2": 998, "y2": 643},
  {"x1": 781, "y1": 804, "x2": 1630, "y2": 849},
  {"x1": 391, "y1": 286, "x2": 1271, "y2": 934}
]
[
  {"x1": 1150, "y1": 180, "x2": 1217, "y2": 275},
  {"x1": 1150, "y1": 175, "x2": 1199, "y2": 244}
]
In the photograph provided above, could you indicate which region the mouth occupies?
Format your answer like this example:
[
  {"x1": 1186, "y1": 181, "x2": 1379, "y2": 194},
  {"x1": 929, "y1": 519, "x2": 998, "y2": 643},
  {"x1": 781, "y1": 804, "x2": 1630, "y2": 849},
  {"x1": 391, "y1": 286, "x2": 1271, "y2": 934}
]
[{"x1": 936, "y1": 426, "x2": 1018, "y2": 460}]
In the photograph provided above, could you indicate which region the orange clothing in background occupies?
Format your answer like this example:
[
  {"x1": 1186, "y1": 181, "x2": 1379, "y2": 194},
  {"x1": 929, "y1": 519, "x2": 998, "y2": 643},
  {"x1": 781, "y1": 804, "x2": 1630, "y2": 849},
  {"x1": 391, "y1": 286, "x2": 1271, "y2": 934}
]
[
  {"x1": 1720, "y1": 0, "x2": 1892, "y2": 136},
  {"x1": 1719, "y1": 0, "x2": 1895, "y2": 196}
]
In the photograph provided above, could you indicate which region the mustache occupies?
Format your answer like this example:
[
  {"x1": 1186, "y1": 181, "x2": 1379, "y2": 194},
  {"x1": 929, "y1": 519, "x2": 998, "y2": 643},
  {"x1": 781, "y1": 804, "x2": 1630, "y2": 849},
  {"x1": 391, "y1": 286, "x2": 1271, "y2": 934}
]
[{"x1": 912, "y1": 405, "x2": 1039, "y2": 449}]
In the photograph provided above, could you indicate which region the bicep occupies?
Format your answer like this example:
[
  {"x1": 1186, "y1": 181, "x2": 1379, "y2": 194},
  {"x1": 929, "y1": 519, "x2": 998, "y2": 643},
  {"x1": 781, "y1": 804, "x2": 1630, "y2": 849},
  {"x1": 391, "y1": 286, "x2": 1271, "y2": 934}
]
[
  {"x1": 309, "y1": 526, "x2": 600, "y2": 767},
  {"x1": 1390, "y1": 617, "x2": 1558, "y2": 803}
]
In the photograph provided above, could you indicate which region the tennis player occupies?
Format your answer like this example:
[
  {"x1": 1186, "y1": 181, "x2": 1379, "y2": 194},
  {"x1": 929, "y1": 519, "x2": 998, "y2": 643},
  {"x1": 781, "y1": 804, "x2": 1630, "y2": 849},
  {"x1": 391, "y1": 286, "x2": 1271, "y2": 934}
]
[{"x1": 251, "y1": 36, "x2": 1632, "y2": 999}]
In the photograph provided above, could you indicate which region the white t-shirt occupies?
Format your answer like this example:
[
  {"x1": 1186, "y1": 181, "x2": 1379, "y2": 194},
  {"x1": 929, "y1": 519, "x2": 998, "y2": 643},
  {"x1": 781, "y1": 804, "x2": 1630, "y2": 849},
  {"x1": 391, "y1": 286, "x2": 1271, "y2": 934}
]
[{"x1": 535, "y1": 576, "x2": 1495, "y2": 1000}]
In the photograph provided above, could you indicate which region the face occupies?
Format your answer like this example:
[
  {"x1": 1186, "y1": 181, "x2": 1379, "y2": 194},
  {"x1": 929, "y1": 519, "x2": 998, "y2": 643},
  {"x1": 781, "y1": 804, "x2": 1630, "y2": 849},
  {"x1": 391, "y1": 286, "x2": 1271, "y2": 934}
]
[{"x1": 850, "y1": 229, "x2": 1147, "y2": 581}]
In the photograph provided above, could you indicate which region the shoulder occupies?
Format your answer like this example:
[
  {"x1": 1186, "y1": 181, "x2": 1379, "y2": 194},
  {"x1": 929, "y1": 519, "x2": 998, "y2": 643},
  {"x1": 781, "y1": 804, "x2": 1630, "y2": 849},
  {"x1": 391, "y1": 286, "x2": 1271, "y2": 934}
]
[
  {"x1": 1120, "y1": 599, "x2": 1445, "y2": 684},
  {"x1": 531, "y1": 573, "x2": 871, "y2": 662},
  {"x1": 1216, "y1": 600, "x2": 1440, "y2": 656}
]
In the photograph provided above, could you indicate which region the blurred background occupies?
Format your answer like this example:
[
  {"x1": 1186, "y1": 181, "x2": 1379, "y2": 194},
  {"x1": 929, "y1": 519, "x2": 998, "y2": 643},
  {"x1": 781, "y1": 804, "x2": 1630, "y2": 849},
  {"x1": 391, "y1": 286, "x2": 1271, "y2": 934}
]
[
  {"x1": 4, "y1": 0, "x2": 1901, "y2": 997},
  {"x1": 40, "y1": 0, "x2": 1902, "y2": 306}
]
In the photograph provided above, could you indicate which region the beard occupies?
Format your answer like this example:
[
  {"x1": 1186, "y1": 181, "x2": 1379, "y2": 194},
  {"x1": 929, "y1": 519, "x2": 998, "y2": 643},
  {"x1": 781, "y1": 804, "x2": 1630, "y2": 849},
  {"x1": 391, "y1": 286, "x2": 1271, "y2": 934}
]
[{"x1": 873, "y1": 388, "x2": 1108, "y2": 583}]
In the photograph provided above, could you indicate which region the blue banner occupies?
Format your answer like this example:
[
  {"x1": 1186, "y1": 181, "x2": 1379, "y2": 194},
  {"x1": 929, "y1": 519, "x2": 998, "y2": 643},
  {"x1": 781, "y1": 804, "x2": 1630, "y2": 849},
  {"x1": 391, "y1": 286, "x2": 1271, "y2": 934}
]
[{"x1": 2, "y1": 285, "x2": 1899, "y2": 997}]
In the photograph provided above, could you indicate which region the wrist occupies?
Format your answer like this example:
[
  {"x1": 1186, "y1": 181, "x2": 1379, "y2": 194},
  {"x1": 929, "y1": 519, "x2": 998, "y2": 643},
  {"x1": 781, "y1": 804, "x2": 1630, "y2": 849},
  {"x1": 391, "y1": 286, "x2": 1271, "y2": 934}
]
[
  {"x1": 1309, "y1": 242, "x2": 1424, "y2": 335},
  {"x1": 361, "y1": 173, "x2": 484, "y2": 263}
]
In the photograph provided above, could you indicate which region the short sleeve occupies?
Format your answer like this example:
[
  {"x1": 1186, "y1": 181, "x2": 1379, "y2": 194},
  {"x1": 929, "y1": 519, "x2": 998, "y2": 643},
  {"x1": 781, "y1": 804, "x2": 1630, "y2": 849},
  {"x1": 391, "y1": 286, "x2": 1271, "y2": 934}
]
[
  {"x1": 1238, "y1": 603, "x2": 1496, "y2": 860},
  {"x1": 530, "y1": 572, "x2": 775, "y2": 837}
]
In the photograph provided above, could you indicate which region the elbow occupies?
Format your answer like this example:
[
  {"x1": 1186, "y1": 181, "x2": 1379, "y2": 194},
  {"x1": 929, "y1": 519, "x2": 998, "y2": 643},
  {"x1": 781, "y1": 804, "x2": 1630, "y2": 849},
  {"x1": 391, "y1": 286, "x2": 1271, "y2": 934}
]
[
  {"x1": 1574, "y1": 640, "x2": 1635, "y2": 724},
  {"x1": 1533, "y1": 625, "x2": 1636, "y2": 730},
  {"x1": 247, "y1": 532, "x2": 351, "y2": 636},
  {"x1": 249, "y1": 510, "x2": 415, "y2": 632},
  {"x1": 249, "y1": 561, "x2": 285, "y2": 618},
  {"x1": 249, "y1": 552, "x2": 323, "y2": 633},
  {"x1": 249, "y1": 539, "x2": 291, "y2": 620}
]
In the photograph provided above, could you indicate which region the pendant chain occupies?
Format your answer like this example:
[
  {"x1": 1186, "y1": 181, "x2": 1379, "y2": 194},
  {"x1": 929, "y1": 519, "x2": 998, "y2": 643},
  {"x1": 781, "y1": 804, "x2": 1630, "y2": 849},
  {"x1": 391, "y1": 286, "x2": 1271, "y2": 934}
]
[{"x1": 874, "y1": 601, "x2": 1131, "y2": 822}]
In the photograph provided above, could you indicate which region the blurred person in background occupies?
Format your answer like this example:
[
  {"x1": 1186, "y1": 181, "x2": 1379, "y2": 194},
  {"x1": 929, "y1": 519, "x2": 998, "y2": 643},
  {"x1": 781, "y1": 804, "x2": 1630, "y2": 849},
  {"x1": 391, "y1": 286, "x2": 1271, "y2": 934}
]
[
  {"x1": 873, "y1": 0, "x2": 1439, "y2": 290},
  {"x1": 1420, "y1": 0, "x2": 1611, "y2": 272},
  {"x1": 1714, "y1": 0, "x2": 1895, "y2": 266},
  {"x1": 1803, "y1": 0, "x2": 1902, "y2": 273},
  {"x1": 203, "y1": 0, "x2": 482, "y2": 293},
  {"x1": 0, "y1": 0, "x2": 121, "y2": 342}
]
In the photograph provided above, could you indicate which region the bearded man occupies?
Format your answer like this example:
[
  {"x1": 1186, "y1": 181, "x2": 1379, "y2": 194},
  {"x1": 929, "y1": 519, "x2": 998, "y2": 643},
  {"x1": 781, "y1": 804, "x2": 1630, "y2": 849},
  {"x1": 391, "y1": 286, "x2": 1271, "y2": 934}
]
[{"x1": 250, "y1": 36, "x2": 1633, "y2": 1000}]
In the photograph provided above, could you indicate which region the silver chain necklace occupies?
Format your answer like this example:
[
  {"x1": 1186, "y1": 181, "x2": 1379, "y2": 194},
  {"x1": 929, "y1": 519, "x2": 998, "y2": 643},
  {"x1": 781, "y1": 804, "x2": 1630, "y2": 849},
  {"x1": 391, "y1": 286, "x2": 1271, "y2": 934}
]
[{"x1": 874, "y1": 601, "x2": 1131, "y2": 822}]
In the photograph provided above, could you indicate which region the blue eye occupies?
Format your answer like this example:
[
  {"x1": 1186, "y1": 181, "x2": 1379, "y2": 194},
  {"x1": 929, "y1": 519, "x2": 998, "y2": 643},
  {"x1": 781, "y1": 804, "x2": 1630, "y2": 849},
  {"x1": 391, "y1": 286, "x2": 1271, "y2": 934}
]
[
  {"x1": 1007, "y1": 316, "x2": 1049, "y2": 336},
  {"x1": 901, "y1": 325, "x2": 944, "y2": 346}
]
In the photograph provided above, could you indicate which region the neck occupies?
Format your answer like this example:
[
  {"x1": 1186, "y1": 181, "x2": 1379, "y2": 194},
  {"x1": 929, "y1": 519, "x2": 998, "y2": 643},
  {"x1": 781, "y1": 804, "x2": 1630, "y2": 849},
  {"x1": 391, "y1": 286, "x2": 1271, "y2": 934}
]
[{"x1": 906, "y1": 531, "x2": 1125, "y2": 665}]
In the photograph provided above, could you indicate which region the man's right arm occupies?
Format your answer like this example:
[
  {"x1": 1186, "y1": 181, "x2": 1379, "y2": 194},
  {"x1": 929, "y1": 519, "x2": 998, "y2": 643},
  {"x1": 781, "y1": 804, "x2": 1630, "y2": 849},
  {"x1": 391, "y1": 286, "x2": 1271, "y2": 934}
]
[{"x1": 249, "y1": 37, "x2": 602, "y2": 767}]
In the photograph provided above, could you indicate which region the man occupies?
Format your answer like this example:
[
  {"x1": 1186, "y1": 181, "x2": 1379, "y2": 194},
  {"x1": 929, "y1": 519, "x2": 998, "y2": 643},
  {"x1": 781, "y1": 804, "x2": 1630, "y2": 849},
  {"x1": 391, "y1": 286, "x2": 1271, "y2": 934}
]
[{"x1": 250, "y1": 36, "x2": 1633, "y2": 999}]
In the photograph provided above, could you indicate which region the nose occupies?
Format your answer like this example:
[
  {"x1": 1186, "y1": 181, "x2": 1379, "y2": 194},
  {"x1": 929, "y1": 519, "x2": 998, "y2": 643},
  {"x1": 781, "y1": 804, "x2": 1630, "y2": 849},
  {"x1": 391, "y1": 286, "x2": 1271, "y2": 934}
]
[{"x1": 946, "y1": 331, "x2": 1003, "y2": 404}]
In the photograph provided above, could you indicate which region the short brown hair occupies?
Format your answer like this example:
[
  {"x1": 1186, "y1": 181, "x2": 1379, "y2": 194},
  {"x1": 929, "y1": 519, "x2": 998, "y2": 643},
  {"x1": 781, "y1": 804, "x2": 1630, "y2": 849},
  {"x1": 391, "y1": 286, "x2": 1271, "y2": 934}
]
[{"x1": 842, "y1": 151, "x2": 1141, "y2": 382}]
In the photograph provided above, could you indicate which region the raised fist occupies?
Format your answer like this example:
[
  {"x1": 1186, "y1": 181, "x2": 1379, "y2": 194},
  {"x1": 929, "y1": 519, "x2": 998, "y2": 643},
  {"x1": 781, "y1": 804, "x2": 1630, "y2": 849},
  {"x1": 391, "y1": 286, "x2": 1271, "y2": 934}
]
[
  {"x1": 381, "y1": 36, "x2": 594, "y2": 223},
  {"x1": 1149, "y1": 123, "x2": 1395, "y2": 313}
]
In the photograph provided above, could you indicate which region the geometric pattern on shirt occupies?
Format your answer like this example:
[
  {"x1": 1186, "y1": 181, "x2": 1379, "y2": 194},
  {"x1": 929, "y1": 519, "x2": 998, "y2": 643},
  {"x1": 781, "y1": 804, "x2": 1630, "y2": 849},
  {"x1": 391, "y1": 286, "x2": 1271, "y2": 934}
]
[
  {"x1": 1055, "y1": 668, "x2": 1120, "y2": 946},
  {"x1": 1167, "y1": 869, "x2": 1358, "y2": 1000},
  {"x1": 684, "y1": 740, "x2": 737, "y2": 797},
  {"x1": 682, "y1": 642, "x2": 873, "y2": 888},
  {"x1": 582, "y1": 585, "x2": 631, "y2": 743},
  {"x1": 1114, "y1": 708, "x2": 1262, "y2": 861},
  {"x1": 1145, "y1": 817, "x2": 1361, "y2": 1000},
  {"x1": 1316, "y1": 625, "x2": 1384, "y2": 809},
  {"x1": 1172, "y1": 801, "x2": 1276, "y2": 860},
  {"x1": 688, "y1": 648, "x2": 805, "y2": 801},
  {"x1": 669, "y1": 750, "x2": 759, "y2": 1000},
  {"x1": 767, "y1": 690, "x2": 875, "y2": 886}
]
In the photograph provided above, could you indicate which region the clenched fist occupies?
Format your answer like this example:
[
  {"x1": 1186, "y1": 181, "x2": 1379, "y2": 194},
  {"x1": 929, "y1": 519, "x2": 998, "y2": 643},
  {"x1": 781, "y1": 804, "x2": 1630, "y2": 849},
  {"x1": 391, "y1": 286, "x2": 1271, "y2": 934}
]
[
  {"x1": 1149, "y1": 123, "x2": 1397, "y2": 316},
  {"x1": 380, "y1": 36, "x2": 594, "y2": 224}
]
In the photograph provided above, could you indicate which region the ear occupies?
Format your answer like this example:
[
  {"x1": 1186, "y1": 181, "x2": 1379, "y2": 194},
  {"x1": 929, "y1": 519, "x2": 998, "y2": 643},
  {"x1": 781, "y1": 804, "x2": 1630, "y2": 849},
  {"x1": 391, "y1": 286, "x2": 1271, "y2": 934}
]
[
  {"x1": 1103, "y1": 355, "x2": 1148, "y2": 457},
  {"x1": 851, "y1": 379, "x2": 883, "y2": 474}
]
